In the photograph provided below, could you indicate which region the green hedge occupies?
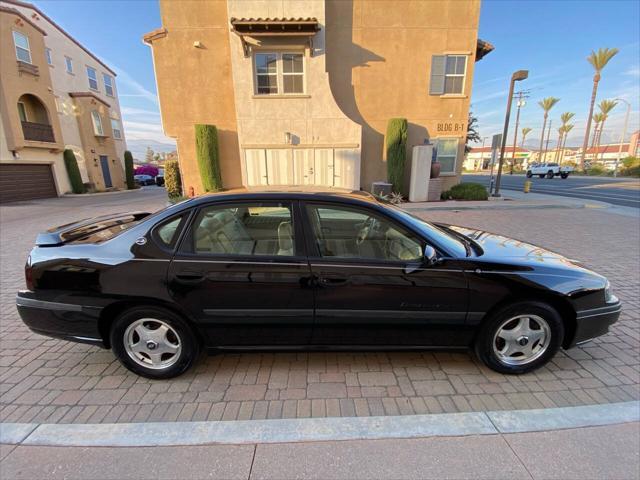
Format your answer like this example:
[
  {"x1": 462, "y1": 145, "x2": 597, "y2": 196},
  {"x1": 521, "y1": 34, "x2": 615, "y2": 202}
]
[
  {"x1": 124, "y1": 150, "x2": 135, "y2": 189},
  {"x1": 587, "y1": 164, "x2": 606, "y2": 176},
  {"x1": 386, "y1": 118, "x2": 408, "y2": 193},
  {"x1": 195, "y1": 124, "x2": 222, "y2": 192},
  {"x1": 164, "y1": 159, "x2": 182, "y2": 199},
  {"x1": 63, "y1": 149, "x2": 85, "y2": 194},
  {"x1": 441, "y1": 182, "x2": 488, "y2": 201}
]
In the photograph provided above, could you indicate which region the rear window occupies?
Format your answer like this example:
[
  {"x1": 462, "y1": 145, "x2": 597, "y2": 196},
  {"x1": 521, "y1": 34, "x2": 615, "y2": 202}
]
[{"x1": 65, "y1": 216, "x2": 141, "y2": 244}]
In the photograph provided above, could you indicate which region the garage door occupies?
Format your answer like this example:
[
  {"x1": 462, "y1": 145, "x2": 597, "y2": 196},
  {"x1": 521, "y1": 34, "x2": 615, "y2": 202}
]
[{"x1": 0, "y1": 164, "x2": 57, "y2": 203}]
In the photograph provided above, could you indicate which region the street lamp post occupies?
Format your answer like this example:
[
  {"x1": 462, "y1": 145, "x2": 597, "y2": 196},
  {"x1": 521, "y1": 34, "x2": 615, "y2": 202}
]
[
  {"x1": 613, "y1": 98, "x2": 631, "y2": 177},
  {"x1": 510, "y1": 93, "x2": 526, "y2": 175},
  {"x1": 494, "y1": 70, "x2": 529, "y2": 197}
]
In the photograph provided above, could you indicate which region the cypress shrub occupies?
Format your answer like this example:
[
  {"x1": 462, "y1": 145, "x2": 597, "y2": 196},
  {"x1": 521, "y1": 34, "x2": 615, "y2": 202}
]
[
  {"x1": 386, "y1": 118, "x2": 408, "y2": 193},
  {"x1": 195, "y1": 124, "x2": 222, "y2": 192},
  {"x1": 124, "y1": 150, "x2": 135, "y2": 189},
  {"x1": 164, "y1": 159, "x2": 182, "y2": 199},
  {"x1": 63, "y1": 149, "x2": 85, "y2": 194}
]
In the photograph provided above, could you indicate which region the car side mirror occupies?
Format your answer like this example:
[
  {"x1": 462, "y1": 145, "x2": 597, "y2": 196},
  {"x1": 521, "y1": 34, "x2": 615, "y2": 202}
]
[{"x1": 424, "y1": 245, "x2": 438, "y2": 266}]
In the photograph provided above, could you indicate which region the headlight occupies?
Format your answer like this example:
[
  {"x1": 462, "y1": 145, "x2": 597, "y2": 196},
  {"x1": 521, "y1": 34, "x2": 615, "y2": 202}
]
[{"x1": 604, "y1": 281, "x2": 618, "y2": 303}]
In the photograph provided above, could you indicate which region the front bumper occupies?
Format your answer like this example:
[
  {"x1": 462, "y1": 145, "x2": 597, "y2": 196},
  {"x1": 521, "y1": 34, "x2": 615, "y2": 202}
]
[
  {"x1": 567, "y1": 301, "x2": 622, "y2": 348},
  {"x1": 16, "y1": 293, "x2": 106, "y2": 348}
]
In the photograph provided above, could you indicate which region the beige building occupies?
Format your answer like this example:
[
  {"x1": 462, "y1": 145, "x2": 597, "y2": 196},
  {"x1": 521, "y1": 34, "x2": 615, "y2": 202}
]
[
  {"x1": 0, "y1": 0, "x2": 127, "y2": 203},
  {"x1": 144, "y1": 0, "x2": 491, "y2": 195}
]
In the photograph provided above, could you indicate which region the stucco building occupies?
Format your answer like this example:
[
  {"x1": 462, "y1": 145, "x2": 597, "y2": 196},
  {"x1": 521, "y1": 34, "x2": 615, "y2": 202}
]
[
  {"x1": 144, "y1": 0, "x2": 491, "y2": 195},
  {"x1": 0, "y1": 0, "x2": 127, "y2": 202}
]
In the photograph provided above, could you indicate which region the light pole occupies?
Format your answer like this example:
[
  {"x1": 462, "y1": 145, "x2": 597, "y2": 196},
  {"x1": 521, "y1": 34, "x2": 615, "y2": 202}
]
[
  {"x1": 478, "y1": 136, "x2": 488, "y2": 170},
  {"x1": 494, "y1": 70, "x2": 529, "y2": 197},
  {"x1": 613, "y1": 98, "x2": 631, "y2": 177},
  {"x1": 510, "y1": 93, "x2": 527, "y2": 174}
]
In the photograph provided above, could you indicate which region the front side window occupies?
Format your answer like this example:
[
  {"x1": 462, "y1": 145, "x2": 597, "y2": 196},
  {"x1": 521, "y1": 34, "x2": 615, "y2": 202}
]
[
  {"x1": 91, "y1": 110, "x2": 104, "y2": 135},
  {"x1": 103, "y1": 74, "x2": 114, "y2": 96},
  {"x1": 65, "y1": 56, "x2": 73, "y2": 73},
  {"x1": 86, "y1": 66, "x2": 98, "y2": 90},
  {"x1": 306, "y1": 204, "x2": 422, "y2": 262},
  {"x1": 111, "y1": 119, "x2": 122, "y2": 139},
  {"x1": 186, "y1": 203, "x2": 295, "y2": 256},
  {"x1": 13, "y1": 31, "x2": 31, "y2": 63},
  {"x1": 436, "y1": 138, "x2": 458, "y2": 173},
  {"x1": 45, "y1": 48, "x2": 52, "y2": 65},
  {"x1": 429, "y1": 54, "x2": 467, "y2": 95},
  {"x1": 254, "y1": 52, "x2": 304, "y2": 95}
]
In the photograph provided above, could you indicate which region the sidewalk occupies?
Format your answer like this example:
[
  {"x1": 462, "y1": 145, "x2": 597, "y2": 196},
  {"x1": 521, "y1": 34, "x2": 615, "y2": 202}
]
[{"x1": 1, "y1": 422, "x2": 638, "y2": 479}]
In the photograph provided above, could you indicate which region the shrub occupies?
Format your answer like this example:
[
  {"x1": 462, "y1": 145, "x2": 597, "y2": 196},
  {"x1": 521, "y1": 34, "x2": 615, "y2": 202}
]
[
  {"x1": 619, "y1": 156, "x2": 639, "y2": 177},
  {"x1": 124, "y1": 150, "x2": 135, "y2": 189},
  {"x1": 385, "y1": 118, "x2": 408, "y2": 193},
  {"x1": 441, "y1": 182, "x2": 488, "y2": 201},
  {"x1": 586, "y1": 164, "x2": 606, "y2": 176},
  {"x1": 164, "y1": 159, "x2": 182, "y2": 199},
  {"x1": 195, "y1": 124, "x2": 223, "y2": 192},
  {"x1": 621, "y1": 156, "x2": 639, "y2": 169},
  {"x1": 63, "y1": 149, "x2": 85, "y2": 194}
]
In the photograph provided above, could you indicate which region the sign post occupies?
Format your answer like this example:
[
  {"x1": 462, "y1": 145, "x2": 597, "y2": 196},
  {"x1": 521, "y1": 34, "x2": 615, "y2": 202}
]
[{"x1": 488, "y1": 133, "x2": 502, "y2": 195}]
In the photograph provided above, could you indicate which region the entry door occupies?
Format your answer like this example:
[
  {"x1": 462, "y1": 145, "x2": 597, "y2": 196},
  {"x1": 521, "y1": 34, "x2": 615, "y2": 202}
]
[
  {"x1": 100, "y1": 156, "x2": 112, "y2": 188},
  {"x1": 168, "y1": 201, "x2": 314, "y2": 346},
  {"x1": 314, "y1": 149, "x2": 334, "y2": 187},
  {"x1": 304, "y1": 203, "x2": 470, "y2": 346},
  {"x1": 245, "y1": 149, "x2": 268, "y2": 186},
  {"x1": 293, "y1": 149, "x2": 315, "y2": 185}
]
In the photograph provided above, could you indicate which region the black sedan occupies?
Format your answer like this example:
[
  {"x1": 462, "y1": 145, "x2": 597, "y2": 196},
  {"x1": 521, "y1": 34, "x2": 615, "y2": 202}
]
[{"x1": 16, "y1": 190, "x2": 621, "y2": 379}]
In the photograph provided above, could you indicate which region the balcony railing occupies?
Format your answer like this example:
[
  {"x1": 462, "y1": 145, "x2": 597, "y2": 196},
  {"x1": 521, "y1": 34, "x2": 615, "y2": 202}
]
[{"x1": 22, "y1": 121, "x2": 55, "y2": 143}]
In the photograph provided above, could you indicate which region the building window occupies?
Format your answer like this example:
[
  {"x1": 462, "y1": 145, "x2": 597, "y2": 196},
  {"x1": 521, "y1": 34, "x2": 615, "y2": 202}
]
[
  {"x1": 13, "y1": 31, "x2": 31, "y2": 63},
  {"x1": 65, "y1": 56, "x2": 73, "y2": 73},
  {"x1": 254, "y1": 52, "x2": 304, "y2": 95},
  {"x1": 86, "y1": 66, "x2": 98, "y2": 91},
  {"x1": 429, "y1": 55, "x2": 467, "y2": 95},
  {"x1": 436, "y1": 138, "x2": 459, "y2": 173},
  {"x1": 111, "y1": 118, "x2": 122, "y2": 139},
  {"x1": 103, "y1": 74, "x2": 114, "y2": 96},
  {"x1": 45, "y1": 48, "x2": 52, "y2": 65},
  {"x1": 17, "y1": 102, "x2": 27, "y2": 122},
  {"x1": 91, "y1": 110, "x2": 104, "y2": 135}
]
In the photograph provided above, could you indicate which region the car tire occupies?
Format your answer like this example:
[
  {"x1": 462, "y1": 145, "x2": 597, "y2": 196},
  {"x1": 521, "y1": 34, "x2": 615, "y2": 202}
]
[
  {"x1": 561, "y1": 173, "x2": 568, "y2": 179},
  {"x1": 110, "y1": 306, "x2": 200, "y2": 379},
  {"x1": 474, "y1": 301, "x2": 564, "y2": 374},
  {"x1": 546, "y1": 171, "x2": 554, "y2": 179},
  {"x1": 526, "y1": 171, "x2": 532, "y2": 178}
]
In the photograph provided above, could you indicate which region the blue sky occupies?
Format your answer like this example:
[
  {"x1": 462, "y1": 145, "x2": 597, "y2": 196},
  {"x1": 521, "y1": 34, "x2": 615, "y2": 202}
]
[{"x1": 33, "y1": 0, "x2": 640, "y2": 156}]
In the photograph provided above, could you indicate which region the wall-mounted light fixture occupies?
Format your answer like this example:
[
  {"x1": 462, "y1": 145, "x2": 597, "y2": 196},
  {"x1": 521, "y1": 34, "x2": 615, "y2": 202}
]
[
  {"x1": 193, "y1": 41, "x2": 204, "y2": 49},
  {"x1": 284, "y1": 132, "x2": 292, "y2": 144}
]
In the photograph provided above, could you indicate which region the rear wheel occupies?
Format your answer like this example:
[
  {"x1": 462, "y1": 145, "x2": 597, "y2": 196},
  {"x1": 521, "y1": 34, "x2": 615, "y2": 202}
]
[
  {"x1": 526, "y1": 171, "x2": 533, "y2": 178},
  {"x1": 110, "y1": 306, "x2": 200, "y2": 379},
  {"x1": 546, "y1": 170, "x2": 555, "y2": 179},
  {"x1": 474, "y1": 302, "x2": 564, "y2": 374},
  {"x1": 561, "y1": 173, "x2": 569, "y2": 179}
]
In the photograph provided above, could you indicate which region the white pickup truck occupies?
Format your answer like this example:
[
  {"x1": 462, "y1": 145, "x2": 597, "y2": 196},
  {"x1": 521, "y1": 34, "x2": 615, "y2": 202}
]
[{"x1": 526, "y1": 163, "x2": 573, "y2": 179}]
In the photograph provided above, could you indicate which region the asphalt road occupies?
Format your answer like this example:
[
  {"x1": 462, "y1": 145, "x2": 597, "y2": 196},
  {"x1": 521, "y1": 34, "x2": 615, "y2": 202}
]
[{"x1": 463, "y1": 173, "x2": 640, "y2": 208}]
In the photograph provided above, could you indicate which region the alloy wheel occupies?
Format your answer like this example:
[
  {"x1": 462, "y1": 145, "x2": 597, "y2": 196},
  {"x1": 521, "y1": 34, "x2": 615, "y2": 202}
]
[
  {"x1": 124, "y1": 318, "x2": 182, "y2": 370},
  {"x1": 492, "y1": 314, "x2": 550, "y2": 366}
]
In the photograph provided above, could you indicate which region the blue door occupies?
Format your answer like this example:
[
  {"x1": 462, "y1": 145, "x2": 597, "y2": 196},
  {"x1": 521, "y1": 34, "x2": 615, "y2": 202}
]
[{"x1": 100, "y1": 156, "x2": 112, "y2": 188}]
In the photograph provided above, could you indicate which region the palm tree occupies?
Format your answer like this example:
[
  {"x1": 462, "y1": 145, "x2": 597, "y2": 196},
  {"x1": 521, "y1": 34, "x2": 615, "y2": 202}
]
[
  {"x1": 595, "y1": 99, "x2": 618, "y2": 161},
  {"x1": 538, "y1": 97, "x2": 560, "y2": 163},
  {"x1": 578, "y1": 48, "x2": 619, "y2": 170},
  {"x1": 591, "y1": 112, "x2": 605, "y2": 161},
  {"x1": 560, "y1": 124, "x2": 574, "y2": 164},
  {"x1": 521, "y1": 127, "x2": 532, "y2": 147},
  {"x1": 555, "y1": 112, "x2": 575, "y2": 161}
]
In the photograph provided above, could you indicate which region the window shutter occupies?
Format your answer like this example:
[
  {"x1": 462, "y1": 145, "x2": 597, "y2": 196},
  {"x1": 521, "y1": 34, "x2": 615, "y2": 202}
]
[{"x1": 429, "y1": 55, "x2": 446, "y2": 95}]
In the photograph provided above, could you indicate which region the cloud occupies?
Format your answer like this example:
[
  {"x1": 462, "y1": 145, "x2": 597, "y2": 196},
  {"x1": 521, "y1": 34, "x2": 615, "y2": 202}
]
[
  {"x1": 624, "y1": 66, "x2": 640, "y2": 77},
  {"x1": 121, "y1": 107, "x2": 161, "y2": 116}
]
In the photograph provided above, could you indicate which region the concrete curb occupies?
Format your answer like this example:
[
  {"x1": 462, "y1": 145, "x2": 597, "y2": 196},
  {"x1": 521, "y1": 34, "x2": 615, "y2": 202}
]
[{"x1": 1, "y1": 401, "x2": 637, "y2": 447}]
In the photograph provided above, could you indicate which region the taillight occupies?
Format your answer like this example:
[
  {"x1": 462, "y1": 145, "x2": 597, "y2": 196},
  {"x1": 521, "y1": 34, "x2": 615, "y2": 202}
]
[{"x1": 25, "y1": 256, "x2": 33, "y2": 290}]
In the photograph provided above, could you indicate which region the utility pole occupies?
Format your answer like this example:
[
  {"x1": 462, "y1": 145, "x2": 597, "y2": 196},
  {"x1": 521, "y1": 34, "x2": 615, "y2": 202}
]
[
  {"x1": 494, "y1": 70, "x2": 529, "y2": 197},
  {"x1": 613, "y1": 98, "x2": 631, "y2": 177},
  {"x1": 543, "y1": 119, "x2": 553, "y2": 162},
  {"x1": 509, "y1": 91, "x2": 529, "y2": 174}
]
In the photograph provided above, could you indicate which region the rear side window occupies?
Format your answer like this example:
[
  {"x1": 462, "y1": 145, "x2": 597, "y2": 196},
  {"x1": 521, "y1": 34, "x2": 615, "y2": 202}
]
[
  {"x1": 181, "y1": 202, "x2": 295, "y2": 257},
  {"x1": 153, "y1": 215, "x2": 186, "y2": 249}
]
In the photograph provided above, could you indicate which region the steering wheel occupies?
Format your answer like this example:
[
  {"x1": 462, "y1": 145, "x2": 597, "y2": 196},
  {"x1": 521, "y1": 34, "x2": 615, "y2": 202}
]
[{"x1": 356, "y1": 217, "x2": 377, "y2": 245}]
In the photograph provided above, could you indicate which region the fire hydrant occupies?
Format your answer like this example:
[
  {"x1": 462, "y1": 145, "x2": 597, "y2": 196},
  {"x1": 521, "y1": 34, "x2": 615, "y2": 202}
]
[{"x1": 524, "y1": 180, "x2": 531, "y2": 193}]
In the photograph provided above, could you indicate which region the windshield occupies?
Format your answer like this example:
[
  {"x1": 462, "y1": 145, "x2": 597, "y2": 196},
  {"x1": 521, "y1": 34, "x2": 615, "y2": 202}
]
[{"x1": 387, "y1": 205, "x2": 468, "y2": 257}]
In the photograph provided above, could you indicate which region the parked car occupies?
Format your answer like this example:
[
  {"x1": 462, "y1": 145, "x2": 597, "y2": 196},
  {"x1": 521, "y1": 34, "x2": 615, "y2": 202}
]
[
  {"x1": 16, "y1": 190, "x2": 620, "y2": 379},
  {"x1": 526, "y1": 163, "x2": 573, "y2": 179},
  {"x1": 134, "y1": 174, "x2": 155, "y2": 186},
  {"x1": 156, "y1": 169, "x2": 165, "y2": 187}
]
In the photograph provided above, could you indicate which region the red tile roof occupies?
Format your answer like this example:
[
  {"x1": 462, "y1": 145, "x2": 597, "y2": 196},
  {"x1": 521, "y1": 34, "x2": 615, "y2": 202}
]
[
  {"x1": 585, "y1": 144, "x2": 631, "y2": 154},
  {"x1": 469, "y1": 146, "x2": 529, "y2": 154}
]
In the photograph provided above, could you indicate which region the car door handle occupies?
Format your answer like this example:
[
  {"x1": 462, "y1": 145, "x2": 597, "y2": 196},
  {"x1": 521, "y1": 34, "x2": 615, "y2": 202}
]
[
  {"x1": 175, "y1": 272, "x2": 205, "y2": 284},
  {"x1": 318, "y1": 276, "x2": 349, "y2": 287}
]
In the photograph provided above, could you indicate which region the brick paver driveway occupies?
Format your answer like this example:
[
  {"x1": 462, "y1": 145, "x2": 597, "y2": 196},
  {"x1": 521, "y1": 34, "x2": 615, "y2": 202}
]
[{"x1": 1, "y1": 190, "x2": 638, "y2": 424}]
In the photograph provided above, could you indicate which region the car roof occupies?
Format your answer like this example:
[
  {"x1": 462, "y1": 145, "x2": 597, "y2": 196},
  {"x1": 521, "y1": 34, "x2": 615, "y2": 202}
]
[{"x1": 182, "y1": 187, "x2": 382, "y2": 207}]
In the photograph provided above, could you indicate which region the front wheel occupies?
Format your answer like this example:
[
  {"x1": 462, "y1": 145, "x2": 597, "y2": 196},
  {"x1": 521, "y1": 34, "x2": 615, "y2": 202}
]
[
  {"x1": 561, "y1": 173, "x2": 569, "y2": 179},
  {"x1": 110, "y1": 306, "x2": 200, "y2": 379},
  {"x1": 526, "y1": 171, "x2": 532, "y2": 178},
  {"x1": 474, "y1": 302, "x2": 564, "y2": 374},
  {"x1": 546, "y1": 171, "x2": 555, "y2": 179}
]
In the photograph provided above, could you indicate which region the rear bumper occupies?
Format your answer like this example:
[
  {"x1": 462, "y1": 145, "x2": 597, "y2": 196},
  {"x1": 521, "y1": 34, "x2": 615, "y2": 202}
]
[
  {"x1": 16, "y1": 293, "x2": 107, "y2": 348},
  {"x1": 567, "y1": 301, "x2": 622, "y2": 348}
]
